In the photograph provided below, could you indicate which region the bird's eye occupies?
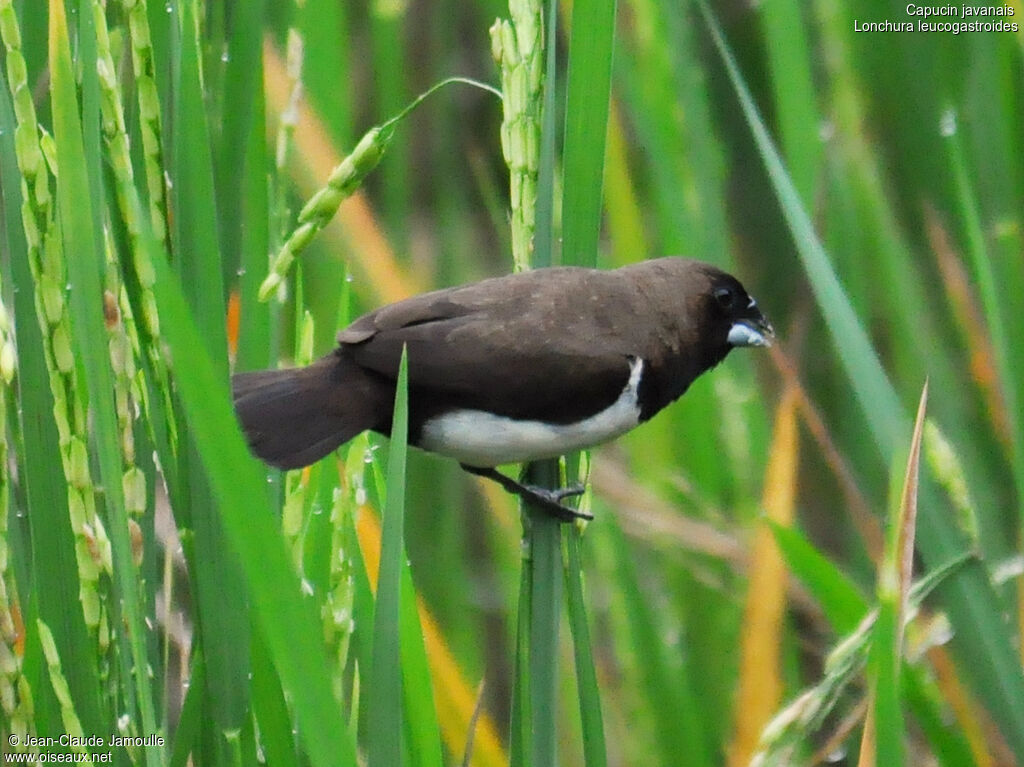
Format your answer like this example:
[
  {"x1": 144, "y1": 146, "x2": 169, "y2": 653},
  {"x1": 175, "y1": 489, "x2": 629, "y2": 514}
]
[{"x1": 713, "y1": 286, "x2": 737, "y2": 311}]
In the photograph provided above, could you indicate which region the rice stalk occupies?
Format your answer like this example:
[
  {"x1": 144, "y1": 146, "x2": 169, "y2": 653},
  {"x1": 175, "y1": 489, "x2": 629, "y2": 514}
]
[{"x1": 1, "y1": 0, "x2": 112, "y2": 641}]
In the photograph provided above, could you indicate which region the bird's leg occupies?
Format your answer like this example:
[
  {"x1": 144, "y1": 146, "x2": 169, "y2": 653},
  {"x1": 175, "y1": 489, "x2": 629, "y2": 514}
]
[{"x1": 460, "y1": 464, "x2": 593, "y2": 522}]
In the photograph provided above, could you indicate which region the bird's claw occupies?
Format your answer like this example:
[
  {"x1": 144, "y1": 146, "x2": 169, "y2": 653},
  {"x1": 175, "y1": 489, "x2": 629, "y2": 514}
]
[
  {"x1": 460, "y1": 464, "x2": 592, "y2": 522},
  {"x1": 520, "y1": 483, "x2": 592, "y2": 522}
]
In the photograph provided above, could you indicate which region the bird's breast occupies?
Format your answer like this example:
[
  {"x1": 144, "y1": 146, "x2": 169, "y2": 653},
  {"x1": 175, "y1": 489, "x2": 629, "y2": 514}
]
[{"x1": 417, "y1": 357, "x2": 644, "y2": 467}]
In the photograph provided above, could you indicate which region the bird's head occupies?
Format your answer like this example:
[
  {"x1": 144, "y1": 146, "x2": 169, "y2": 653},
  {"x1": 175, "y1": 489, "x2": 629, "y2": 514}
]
[
  {"x1": 676, "y1": 261, "x2": 774, "y2": 370},
  {"x1": 707, "y1": 274, "x2": 774, "y2": 350}
]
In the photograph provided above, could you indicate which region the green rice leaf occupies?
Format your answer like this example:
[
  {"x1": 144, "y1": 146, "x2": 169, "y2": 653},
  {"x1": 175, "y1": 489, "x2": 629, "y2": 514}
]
[
  {"x1": 561, "y1": 0, "x2": 616, "y2": 268},
  {"x1": 250, "y1": 625, "x2": 298, "y2": 767},
  {"x1": 867, "y1": 601, "x2": 903, "y2": 766},
  {"x1": 216, "y1": 0, "x2": 267, "y2": 279},
  {"x1": 525, "y1": 460, "x2": 563, "y2": 767},
  {"x1": 172, "y1": 0, "x2": 250, "y2": 739},
  {"x1": 399, "y1": 557, "x2": 444, "y2": 767},
  {"x1": 236, "y1": 50, "x2": 273, "y2": 373},
  {"x1": 766, "y1": 521, "x2": 867, "y2": 635},
  {"x1": 367, "y1": 346, "x2": 410, "y2": 766},
  {"x1": 757, "y1": 0, "x2": 820, "y2": 204},
  {"x1": 565, "y1": 528, "x2": 606, "y2": 767}
]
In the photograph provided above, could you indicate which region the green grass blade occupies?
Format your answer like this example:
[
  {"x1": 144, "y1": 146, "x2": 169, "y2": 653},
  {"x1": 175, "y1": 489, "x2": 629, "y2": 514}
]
[
  {"x1": 215, "y1": 0, "x2": 266, "y2": 280},
  {"x1": 757, "y1": 0, "x2": 819, "y2": 205},
  {"x1": 367, "y1": 346, "x2": 410, "y2": 767},
  {"x1": 300, "y1": 468, "x2": 335, "y2": 596},
  {"x1": 561, "y1": 0, "x2": 616, "y2": 268},
  {"x1": 146, "y1": 0, "x2": 175, "y2": 118},
  {"x1": 369, "y1": 1, "x2": 410, "y2": 250},
  {"x1": 301, "y1": 0, "x2": 352, "y2": 147},
  {"x1": 172, "y1": 0, "x2": 251, "y2": 742},
  {"x1": 346, "y1": 495, "x2": 377, "y2": 741},
  {"x1": 868, "y1": 389, "x2": 926, "y2": 767},
  {"x1": 524, "y1": 463, "x2": 563, "y2": 767},
  {"x1": 250, "y1": 624, "x2": 298, "y2": 767},
  {"x1": 532, "y1": 0, "x2": 558, "y2": 272},
  {"x1": 564, "y1": 529, "x2": 606, "y2": 767},
  {"x1": 145, "y1": 209, "x2": 358, "y2": 767},
  {"x1": 171, "y1": 0, "x2": 228, "y2": 363},
  {"x1": 75, "y1": 0, "x2": 103, "y2": 261},
  {"x1": 868, "y1": 601, "x2": 902, "y2": 766},
  {"x1": 766, "y1": 521, "x2": 867, "y2": 634},
  {"x1": 398, "y1": 562, "x2": 444, "y2": 767},
  {"x1": 343, "y1": 369, "x2": 442, "y2": 767},
  {"x1": 901, "y1": 670, "x2": 977, "y2": 767},
  {"x1": 509, "y1": 558, "x2": 532, "y2": 767},
  {"x1": 235, "y1": 35, "x2": 273, "y2": 373}
]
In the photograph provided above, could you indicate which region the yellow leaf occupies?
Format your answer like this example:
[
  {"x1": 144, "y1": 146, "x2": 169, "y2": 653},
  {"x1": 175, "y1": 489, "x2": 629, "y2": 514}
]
[{"x1": 728, "y1": 384, "x2": 799, "y2": 767}]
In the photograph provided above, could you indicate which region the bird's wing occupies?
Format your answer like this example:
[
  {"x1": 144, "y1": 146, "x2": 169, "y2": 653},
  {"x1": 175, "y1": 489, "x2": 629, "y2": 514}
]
[{"x1": 337, "y1": 270, "x2": 639, "y2": 423}]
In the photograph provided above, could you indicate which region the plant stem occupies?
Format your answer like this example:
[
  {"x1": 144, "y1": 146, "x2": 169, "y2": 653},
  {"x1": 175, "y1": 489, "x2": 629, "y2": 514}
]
[{"x1": 523, "y1": 460, "x2": 564, "y2": 767}]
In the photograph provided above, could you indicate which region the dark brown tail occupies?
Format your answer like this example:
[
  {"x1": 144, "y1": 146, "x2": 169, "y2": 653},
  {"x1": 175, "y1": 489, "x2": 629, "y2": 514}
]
[{"x1": 232, "y1": 353, "x2": 390, "y2": 470}]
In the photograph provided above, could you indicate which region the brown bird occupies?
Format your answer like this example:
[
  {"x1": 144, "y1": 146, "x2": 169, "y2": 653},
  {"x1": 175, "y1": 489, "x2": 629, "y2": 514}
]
[{"x1": 232, "y1": 257, "x2": 773, "y2": 519}]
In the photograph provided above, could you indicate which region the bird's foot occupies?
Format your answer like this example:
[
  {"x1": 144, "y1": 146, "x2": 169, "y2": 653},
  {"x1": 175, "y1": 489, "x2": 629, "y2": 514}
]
[
  {"x1": 517, "y1": 483, "x2": 590, "y2": 522},
  {"x1": 460, "y1": 465, "x2": 593, "y2": 522}
]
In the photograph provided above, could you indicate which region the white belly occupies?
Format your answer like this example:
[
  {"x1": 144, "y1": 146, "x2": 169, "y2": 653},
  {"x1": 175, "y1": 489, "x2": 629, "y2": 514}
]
[{"x1": 419, "y1": 358, "x2": 643, "y2": 467}]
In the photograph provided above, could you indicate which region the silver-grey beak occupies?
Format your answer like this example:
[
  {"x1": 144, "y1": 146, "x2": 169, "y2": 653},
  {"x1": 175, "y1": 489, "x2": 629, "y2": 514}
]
[{"x1": 728, "y1": 317, "x2": 775, "y2": 348}]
